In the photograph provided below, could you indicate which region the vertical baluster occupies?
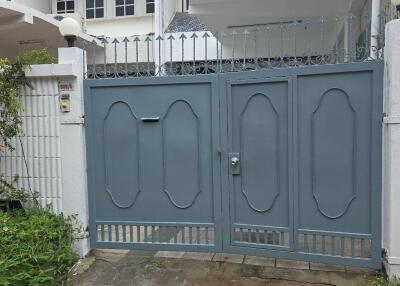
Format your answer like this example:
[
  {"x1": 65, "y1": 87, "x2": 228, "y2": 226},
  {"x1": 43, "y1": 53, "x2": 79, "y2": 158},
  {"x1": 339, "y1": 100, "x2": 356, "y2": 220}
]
[
  {"x1": 351, "y1": 237, "x2": 355, "y2": 257},
  {"x1": 130, "y1": 225, "x2": 133, "y2": 242},
  {"x1": 215, "y1": 32, "x2": 220, "y2": 73},
  {"x1": 219, "y1": 32, "x2": 224, "y2": 72},
  {"x1": 137, "y1": 226, "x2": 141, "y2": 243},
  {"x1": 156, "y1": 35, "x2": 163, "y2": 76},
  {"x1": 347, "y1": 14, "x2": 354, "y2": 62},
  {"x1": 255, "y1": 229, "x2": 260, "y2": 244},
  {"x1": 242, "y1": 30, "x2": 249, "y2": 70},
  {"x1": 108, "y1": 224, "x2": 112, "y2": 242},
  {"x1": 203, "y1": 32, "x2": 210, "y2": 74},
  {"x1": 334, "y1": 17, "x2": 340, "y2": 63},
  {"x1": 191, "y1": 33, "x2": 198, "y2": 74},
  {"x1": 151, "y1": 226, "x2": 155, "y2": 243},
  {"x1": 144, "y1": 225, "x2": 148, "y2": 242},
  {"x1": 179, "y1": 33, "x2": 187, "y2": 75},
  {"x1": 331, "y1": 236, "x2": 336, "y2": 255},
  {"x1": 115, "y1": 225, "x2": 119, "y2": 242},
  {"x1": 361, "y1": 238, "x2": 365, "y2": 258},
  {"x1": 196, "y1": 227, "x2": 200, "y2": 244},
  {"x1": 91, "y1": 39, "x2": 97, "y2": 79},
  {"x1": 252, "y1": 26, "x2": 258, "y2": 68},
  {"x1": 322, "y1": 235, "x2": 326, "y2": 254},
  {"x1": 122, "y1": 225, "x2": 126, "y2": 242},
  {"x1": 363, "y1": 13, "x2": 371, "y2": 60},
  {"x1": 341, "y1": 237, "x2": 345, "y2": 256},
  {"x1": 247, "y1": 228, "x2": 251, "y2": 243},
  {"x1": 312, "y1": 234, "x2": 317, "y2": 253},
  {"x1": 101, "y1": 225, "x2": 105, "y2": 242},
  {"x1": 265, "y1": 25, "x2": 271, "y2": 67},
  {"x1": 182, "y1": 227, "x2": 186, "y2": 244},
  {"x1": 174, "y1": 226, "x2": 178, "y2": 244},
  {"x1": 123, "y1": 37, "x2": 129, "y2": 77},
  {"x1": 145, "y1": 36, "x2": 152, "y2": 76},
  {"x1": 189, "y1": 226, "x2": 193, "y2": 244},
  {"x1": 101, "y1": 37, "x2": 108, "y2": 77},
  {"x1": 304, "y1": 20, "x2": 312, "y2": 65},
  {"x1": 230, "y1": 30, "x2": 236, "y2": 72},
  {"x1": 112, "y1": 38, "x2": 119, "y2": 78},
  {"x1": 279, "y1": 23, "x2": 285, "y2": 66},
  {"x1": 168, "y1": 34, "x2": 175, "y2": 74},
  {"x1": 280, "y1": 232, "x2": 284, "y2": 246},
  {"x1": 319, "y1": 16, "x2": 327, "y2": 64},
  {"x1": 292, "y1": 20, "x2": 298, "y2": 66},
  {"x1": 205, "y1": 227, "x2": 209, "y2": 244},
  {"x1": 133, "y1": 36, "x2": 140, "y2": 76},
  {"x1": 304, "y1": 234, "x2": 309, "y2": 252}
]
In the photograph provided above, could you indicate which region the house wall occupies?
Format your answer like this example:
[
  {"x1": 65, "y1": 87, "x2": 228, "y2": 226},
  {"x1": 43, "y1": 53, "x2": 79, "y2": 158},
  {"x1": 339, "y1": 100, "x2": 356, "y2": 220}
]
[
  {"x1": 10, "y1": 0, "x2": 52, "y2": 14},
  {"x1": 382, "y1": 19, "x2": 400, "y2": 279}
]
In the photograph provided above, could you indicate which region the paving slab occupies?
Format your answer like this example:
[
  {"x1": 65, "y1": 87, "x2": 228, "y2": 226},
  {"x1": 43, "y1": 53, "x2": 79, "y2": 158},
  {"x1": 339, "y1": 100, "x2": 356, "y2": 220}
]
[
  {"x1": 182, "y1": 251, "x2": 215, "y2": 261},
  {"x1": 244, "y1": 256, "x2": 276, "y2": 267},
  {"x1": 310, "y1": 262, "x2": 346, "y2": 272},
  {"x1": 213, "y1": 253, "x2": 245, "y2": 264},
  {"x1": 276, "y1": 259, "x2": 310, "y2": 270},
  {"x1": 154, "y1": 251, "x2": 185, "y2": 259}
]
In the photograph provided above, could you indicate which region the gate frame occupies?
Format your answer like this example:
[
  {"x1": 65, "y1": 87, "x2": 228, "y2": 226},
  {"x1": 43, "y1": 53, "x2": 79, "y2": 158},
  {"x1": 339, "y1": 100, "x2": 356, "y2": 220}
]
[
  {"x1": 84, "y1": 74, "x2": 223, "y2": 253},
  {"x1": 219, "y1": 61, "x2": 383, "y2": 269},
  {"x1": 84, "y1": 61, "x2": 383, "y2": 269}
]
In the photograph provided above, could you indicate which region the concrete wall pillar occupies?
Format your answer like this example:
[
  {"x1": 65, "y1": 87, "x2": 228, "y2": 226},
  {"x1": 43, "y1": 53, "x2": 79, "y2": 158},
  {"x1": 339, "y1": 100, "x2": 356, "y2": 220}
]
[
  {"x1": 383, "y1": 19, "x2": 400, "y2": 278},
  {"x1": 58, "y1": 47, "x2": 90, "y2": 257}
]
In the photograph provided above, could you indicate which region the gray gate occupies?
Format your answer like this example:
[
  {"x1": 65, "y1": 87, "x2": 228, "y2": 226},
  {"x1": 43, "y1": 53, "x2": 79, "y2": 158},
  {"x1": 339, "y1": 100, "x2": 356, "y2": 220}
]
[{"x1": 84, "y1": 61, "x2": 382, "y2": 268}]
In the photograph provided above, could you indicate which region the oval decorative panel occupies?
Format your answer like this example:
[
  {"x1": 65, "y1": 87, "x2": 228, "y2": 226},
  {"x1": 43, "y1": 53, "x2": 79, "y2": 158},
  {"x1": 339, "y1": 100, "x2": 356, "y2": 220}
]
[
  {"x1": 162, "y1": 100, "x2": 201, "y2": 209},
  {"x1": 311, "y1": 88, "x2": 357, "y2": 219},
  {"x1": 103, "y1": 101, "x2": 141, "y2": 209},
  {"x1": 240, "y1": 93, "x2": 280, "y2": 213}
]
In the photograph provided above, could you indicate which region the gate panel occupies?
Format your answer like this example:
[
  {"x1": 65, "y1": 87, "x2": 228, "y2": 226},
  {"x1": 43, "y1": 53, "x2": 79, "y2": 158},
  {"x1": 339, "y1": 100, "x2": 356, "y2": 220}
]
[
  {"x1": 296, "y1": 69, "x2": 381, "y2": 266},
  {"x1": 85, "y1": 76, "x2": 222, "y2": 252},
  {"x1": 226, "y1": 78, "x2": 292, "y2": 251}
]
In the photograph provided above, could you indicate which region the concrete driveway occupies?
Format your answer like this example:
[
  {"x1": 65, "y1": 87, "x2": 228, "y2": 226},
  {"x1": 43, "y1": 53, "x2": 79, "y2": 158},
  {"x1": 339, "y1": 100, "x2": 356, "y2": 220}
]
[{"x1": 71, "y1": 249, "x2": 377, "y2": 286}]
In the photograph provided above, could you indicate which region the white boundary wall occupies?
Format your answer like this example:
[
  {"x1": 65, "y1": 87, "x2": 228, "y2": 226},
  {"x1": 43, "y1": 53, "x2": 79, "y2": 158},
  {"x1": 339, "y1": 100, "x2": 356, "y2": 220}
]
[
  {"x1": 383, "y1": 19, "x2": 400, "y2": 278},
  {"x1": 0, "y1": 48, "x2": 90, "y2": 257}
]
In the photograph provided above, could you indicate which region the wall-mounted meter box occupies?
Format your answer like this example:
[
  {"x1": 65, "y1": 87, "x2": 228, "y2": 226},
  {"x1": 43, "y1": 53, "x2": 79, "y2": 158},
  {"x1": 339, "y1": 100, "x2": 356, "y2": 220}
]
[{"x1": 60, "y1": 94, "x2": 71, "y2": 112}]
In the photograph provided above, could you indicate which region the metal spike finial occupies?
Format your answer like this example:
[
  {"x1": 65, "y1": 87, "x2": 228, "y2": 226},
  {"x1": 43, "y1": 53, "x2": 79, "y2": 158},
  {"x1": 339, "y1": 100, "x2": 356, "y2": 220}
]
[
  {"x1": 179, "y1": 33, "x2": 187, "y2": 39},
  {"x1": 167, "y1": 34, "x2": 175, "y2": 40},
  {"x1": 190, "y1": 33, "x2": 198, "y2": 39},
  {"x1": 112, "y1": 38, "x2": 120, "y2": 44},
  {"x1": 202, "y1": 32, "x2": 210, "y2": 38},
  {"x1": 133, "y1": 36, "x2": 141, "y2": 42},
  {"x1": 122, "y1": 37, "x2": 130, "y2": 43},
  {"x1": 144, "y1": 36, "x2": 152, "y2": 42},
  {"x1": 155, "y1": 35, "x2": 164, "y2": 41}
]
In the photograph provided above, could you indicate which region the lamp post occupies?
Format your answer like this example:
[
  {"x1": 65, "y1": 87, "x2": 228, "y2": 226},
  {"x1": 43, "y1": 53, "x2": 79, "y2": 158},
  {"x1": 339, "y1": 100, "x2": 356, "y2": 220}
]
[{"x1": 59, "y1": 18, "x2": 80, "y2": 47}]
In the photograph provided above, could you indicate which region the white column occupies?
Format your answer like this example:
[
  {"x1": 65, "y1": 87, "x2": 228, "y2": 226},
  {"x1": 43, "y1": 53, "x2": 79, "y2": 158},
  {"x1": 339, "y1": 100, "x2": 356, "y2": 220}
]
[
  {"x1": 383, "y1": 19, "x2": 400, "y2": 278},
  {"x1": 58, "y1": 47, "x2": 90, "y2": 257}
]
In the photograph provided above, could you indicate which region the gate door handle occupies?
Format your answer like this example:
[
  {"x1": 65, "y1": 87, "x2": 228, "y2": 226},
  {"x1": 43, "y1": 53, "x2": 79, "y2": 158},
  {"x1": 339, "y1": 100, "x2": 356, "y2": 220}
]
[
  {"x1": 229, "y1": 153, "x2": 240, "y2": 175},
  {"x1": 231, "y1": 157, "x2": 239, "y2": 166}
]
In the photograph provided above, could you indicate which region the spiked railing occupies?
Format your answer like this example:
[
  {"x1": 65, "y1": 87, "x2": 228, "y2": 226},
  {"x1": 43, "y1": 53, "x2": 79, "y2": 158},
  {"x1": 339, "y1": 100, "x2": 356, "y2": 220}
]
[{"x1": 80, "y1": 12, "x2": 394, "y2": 79}]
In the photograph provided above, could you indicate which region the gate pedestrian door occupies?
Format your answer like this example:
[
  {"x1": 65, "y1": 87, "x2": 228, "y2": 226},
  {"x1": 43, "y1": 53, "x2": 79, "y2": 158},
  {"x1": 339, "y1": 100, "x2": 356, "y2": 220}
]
[{"x1": 84, "y1": 62, "x2": 383, "y2": 268}]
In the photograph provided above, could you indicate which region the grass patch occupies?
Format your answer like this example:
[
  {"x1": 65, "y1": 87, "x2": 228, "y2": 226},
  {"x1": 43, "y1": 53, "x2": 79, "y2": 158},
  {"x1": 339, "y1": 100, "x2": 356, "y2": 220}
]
[
  {"x1": 0, "y1": 208, "x2": 79, "y2": 285},
  {"x1": 368, "y1": 274, "x2": 400, "y2": 286}
]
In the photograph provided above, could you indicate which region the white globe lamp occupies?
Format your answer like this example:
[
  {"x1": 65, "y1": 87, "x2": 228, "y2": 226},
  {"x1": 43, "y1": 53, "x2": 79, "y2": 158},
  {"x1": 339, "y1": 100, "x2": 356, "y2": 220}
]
[{"x1": 59, "y1": 17, "x2": 80, "y2": 47}]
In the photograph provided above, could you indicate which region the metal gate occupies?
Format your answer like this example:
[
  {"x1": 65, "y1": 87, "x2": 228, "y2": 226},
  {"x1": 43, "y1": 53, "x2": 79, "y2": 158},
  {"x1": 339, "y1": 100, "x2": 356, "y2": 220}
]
[{"x1": 84, "y1": 61, "x2": 382, "y2": 268}]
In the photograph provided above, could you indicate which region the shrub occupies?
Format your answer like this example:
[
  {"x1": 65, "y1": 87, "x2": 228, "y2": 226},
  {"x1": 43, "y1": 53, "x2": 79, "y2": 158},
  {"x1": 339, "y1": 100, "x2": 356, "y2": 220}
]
[{"x1": 0, "y1": 208, "x2": 79, "y2": 285}]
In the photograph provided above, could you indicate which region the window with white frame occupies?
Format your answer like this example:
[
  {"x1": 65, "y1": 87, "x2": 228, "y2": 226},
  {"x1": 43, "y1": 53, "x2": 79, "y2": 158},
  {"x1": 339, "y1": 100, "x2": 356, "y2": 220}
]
[
  {"x1": 57, "y1": 0, "x2": 75, "y2": 14},
  {"x1": 146, "y1": 0, "x2": 154, "y2": 14},
  {"x1": 86, "y1": 0, "x2": 104, "y2": 19},
  {"x1": 116, "y1": 0, "x2": 135, "y2": 17}
]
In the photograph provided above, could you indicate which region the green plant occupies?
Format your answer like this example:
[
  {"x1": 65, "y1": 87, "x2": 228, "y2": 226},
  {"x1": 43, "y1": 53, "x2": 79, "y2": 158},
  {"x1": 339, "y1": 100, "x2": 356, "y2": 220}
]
[
  {"x1": 368, "y1": 274, "x2": 400, "y2": 286},
  {"x1": 0, "y1": 175, "x2": 39, "y2": 205},
  {"x1": 0, "y1": 208, "x2": 79, "y2": 286},
  {"x1": 16, "y1": 48, "x2": 56, "y2": 65}
]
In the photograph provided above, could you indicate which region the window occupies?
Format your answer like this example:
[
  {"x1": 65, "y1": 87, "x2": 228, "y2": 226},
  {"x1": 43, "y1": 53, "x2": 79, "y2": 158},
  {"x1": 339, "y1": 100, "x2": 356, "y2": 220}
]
[
  {"x1": 86, "y1": 0, "x2": 104, "y2": 19},
  {"x1": 146, "y1": 0, "x2": 154, "y2": 14},
  {"x1": 116, "y1": 0, "x2": 135, "y2": 17},
  {"x1": 57, "y1": 0, "x2": 74, "y2": 14}
]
